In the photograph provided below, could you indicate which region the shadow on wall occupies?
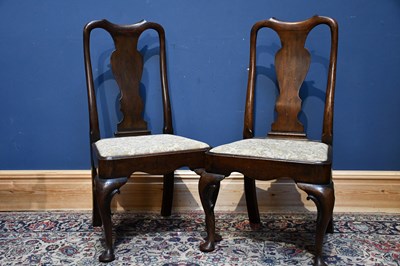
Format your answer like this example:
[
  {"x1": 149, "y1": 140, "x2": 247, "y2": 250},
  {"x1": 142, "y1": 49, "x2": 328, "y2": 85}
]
[
  {"x1": 111, "y1": 173, "x2": 199, "y2": 213},
  {"x1": 234, "y1": 179, "x2": 311, "y2": 214}
]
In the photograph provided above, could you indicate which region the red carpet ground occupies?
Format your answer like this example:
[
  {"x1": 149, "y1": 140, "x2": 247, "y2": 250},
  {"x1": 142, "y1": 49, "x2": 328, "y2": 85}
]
[{"x1": 0, "y1": 211, "x2": 399, "y2": 265}]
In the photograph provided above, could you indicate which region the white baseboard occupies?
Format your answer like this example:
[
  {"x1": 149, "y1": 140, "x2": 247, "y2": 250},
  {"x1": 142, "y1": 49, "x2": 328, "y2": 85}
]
[{"x1": 0, "y1": 170, "x2": 399, "y2": 213}]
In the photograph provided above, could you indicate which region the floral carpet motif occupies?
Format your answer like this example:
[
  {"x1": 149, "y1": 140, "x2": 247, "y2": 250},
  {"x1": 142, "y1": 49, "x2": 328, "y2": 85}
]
[{"x1": 0, "y1": 211, "x2": 399, "y2": 265}]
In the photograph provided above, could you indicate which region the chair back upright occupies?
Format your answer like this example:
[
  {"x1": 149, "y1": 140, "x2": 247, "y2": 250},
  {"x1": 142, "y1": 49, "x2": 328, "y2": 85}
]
[
  {"x1": 243, "y1": 16, "x2": 338, "y2": 145},
  {"x1": 83, "y1": 20, "x2": 173, "y2": 145}
]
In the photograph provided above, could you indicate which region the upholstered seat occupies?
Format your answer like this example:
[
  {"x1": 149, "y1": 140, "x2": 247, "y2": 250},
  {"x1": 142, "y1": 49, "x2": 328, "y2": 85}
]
[
  {"x1": 209, "y1": 138, "x2": 328, "y2": 162},
  {"x1": 95, "y1": 134, "x2": 209, "y2": 159}
]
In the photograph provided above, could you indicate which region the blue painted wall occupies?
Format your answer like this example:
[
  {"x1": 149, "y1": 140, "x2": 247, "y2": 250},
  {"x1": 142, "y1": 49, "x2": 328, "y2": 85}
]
[{"x1": 1, "y1": 1, "x2": 399, "y2": 170}]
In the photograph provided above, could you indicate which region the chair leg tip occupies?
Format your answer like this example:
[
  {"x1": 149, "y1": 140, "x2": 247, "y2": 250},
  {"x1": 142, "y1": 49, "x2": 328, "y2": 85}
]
[
  {"x1": 99, "y1": 249, "x2": 115, "y2": 263},
  {"x1": 249, "y1": 222, "x2": 262, "y2": 230},
  {"x1": 313, "y1": 256, "x2": 327, "y2": 266},
  {"x1": 200, "y1": 241, "x2": 215, "y2": 252}
]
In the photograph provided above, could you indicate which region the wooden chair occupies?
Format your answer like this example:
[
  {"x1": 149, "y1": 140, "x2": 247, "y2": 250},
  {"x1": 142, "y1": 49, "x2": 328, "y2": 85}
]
[
  {"x1": 83, "y1": 20, "x2": 210, "y2": 262},
  {"x1": 197, "y1": 16, "x2": 338, "y2": 266}
]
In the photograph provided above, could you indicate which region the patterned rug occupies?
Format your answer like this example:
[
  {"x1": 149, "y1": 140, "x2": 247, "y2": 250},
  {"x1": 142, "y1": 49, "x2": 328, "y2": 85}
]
[{"x1": 0, "y1": 211, "x2": 399, "y2": 265}]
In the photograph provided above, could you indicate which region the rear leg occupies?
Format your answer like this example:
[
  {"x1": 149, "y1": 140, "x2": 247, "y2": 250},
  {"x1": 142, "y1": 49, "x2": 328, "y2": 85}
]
[
  {"x1": 244, "y1": 176, "x2": 261, "y2": 228},
  {"x1": 161, "y1": 172, "x2": 174, "y2": 216}
]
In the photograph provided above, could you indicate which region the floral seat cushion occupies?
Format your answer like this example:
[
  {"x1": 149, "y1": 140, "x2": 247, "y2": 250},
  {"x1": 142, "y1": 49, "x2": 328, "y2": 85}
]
[
  {"x1": 210, "y1": 138, "x2": 329, "y2": 163},
  {"x1": 94, "y1": 134, "x2": 209, "y2": 159}
]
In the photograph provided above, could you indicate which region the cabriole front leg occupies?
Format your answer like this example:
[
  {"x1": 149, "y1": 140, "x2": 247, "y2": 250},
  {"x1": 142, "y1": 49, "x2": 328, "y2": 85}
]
[
  {"x1": 95, "y1": 176, "x2": 128, "y2": 262},
  {"x1": 196, "y1": 169, "x2": 225, "y2": 252},
  {"x1": 297, "y1": 181, "x2": 335, "y2": 266}
]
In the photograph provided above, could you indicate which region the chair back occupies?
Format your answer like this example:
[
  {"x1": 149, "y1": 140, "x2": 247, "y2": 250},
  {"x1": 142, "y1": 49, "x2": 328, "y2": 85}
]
[
  {"x1": 243, "y1": 16, "x2": 338, "y2": 145},
  {"x1": 83, "y1": 20, "x2": 173, "y2": 144}
]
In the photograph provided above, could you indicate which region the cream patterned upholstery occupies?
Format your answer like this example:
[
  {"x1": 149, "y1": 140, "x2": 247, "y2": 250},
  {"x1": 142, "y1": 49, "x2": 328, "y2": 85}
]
[
  {"x1": 95, "y1": 134, "x2": 209, "y2": 159},
  {"x1": 210, "y1": 138, "x2": 329, "y2": 162}
]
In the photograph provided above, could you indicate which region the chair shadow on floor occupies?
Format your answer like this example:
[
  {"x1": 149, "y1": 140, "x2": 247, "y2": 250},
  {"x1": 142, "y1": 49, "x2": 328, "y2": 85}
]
[
  {"x1": 111, "y1": 172, "x2": 199, "y2": 213},
  {"x1": 105, "y1": 172, "x2": 200, "y2": 247},
  {"x1": 96, "y1": 178, "x2": 331, "y2": 258},
  {"x1": 232, "y1": 179, "x2": 328, "y2": 255}
]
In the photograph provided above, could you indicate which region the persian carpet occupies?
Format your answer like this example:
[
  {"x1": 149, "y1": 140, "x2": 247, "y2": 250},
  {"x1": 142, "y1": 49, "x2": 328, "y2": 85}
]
[{"x1": 0, "y1": 211, "x2": 399, "y2": 265}]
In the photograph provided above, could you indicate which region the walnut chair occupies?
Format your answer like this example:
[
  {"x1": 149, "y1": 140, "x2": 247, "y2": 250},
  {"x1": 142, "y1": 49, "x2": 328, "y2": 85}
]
[
  {"x1": 83, "y1": 20, "x2": 210, "y2": 262},
  {"x1": 197, "y1": 16, "x2": 338, "y2": 266}
]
